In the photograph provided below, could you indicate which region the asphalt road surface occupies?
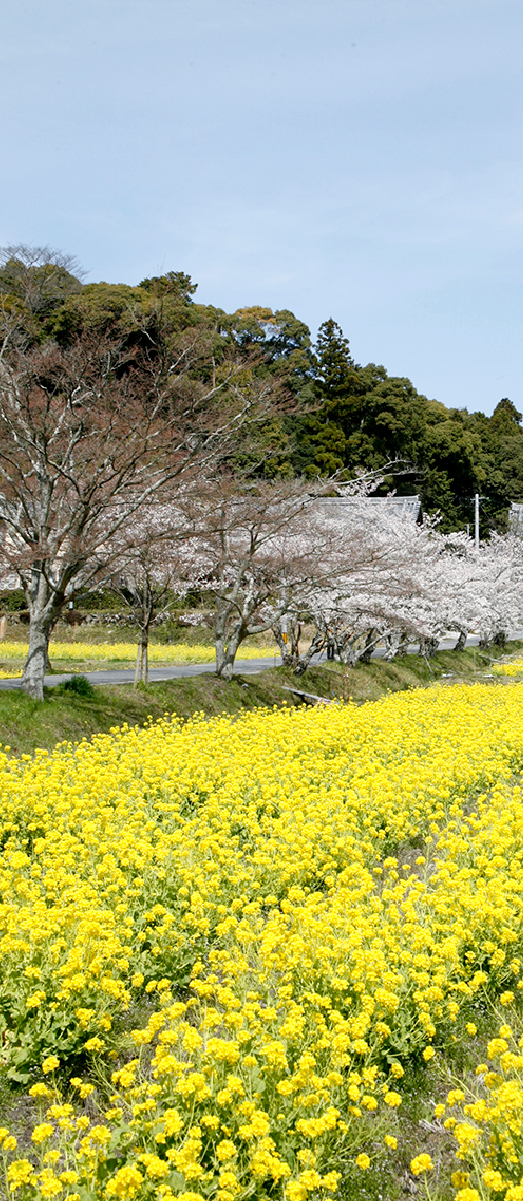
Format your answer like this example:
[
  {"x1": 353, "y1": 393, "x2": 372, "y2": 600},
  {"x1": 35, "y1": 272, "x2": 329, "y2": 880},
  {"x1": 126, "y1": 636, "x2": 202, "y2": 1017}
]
[{"x1": 0, "y1": 632, "x2": 513, "y2": 691}]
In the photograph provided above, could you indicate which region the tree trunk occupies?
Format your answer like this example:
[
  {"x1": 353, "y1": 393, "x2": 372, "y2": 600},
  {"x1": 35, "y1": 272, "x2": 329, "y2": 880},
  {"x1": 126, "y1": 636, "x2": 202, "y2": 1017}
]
[
  {"x1": 332, "y1": 626, "x2": 358, "y2": 666},
  {"x1": 272, "y1": 616, "x2": 301, "y2": 668},
  {"x1": 419, "y1": 635, "x2": 439, "y2": 658},
  {"x1": 214, "y1": 600, "x2": 229, "y2": 678},
  {"x1": 22, "y1": 611, "x2": 53, "y2": 701},
  {"x1": 216, "y1": 655, "x2": 234, "y2": 681},
  {"x1": 214, "y1": 593, "x2": 249, "y2": 681},
  {"x1": 382, "y1": 630, "x2": 409, "y2": 661},
  {"x1": 272, "y1": 624, "x2": 294, "y2": 667},
  {"x1": 383, "y1": 629, "x2": 401, "y2": 661},
  {"x1": 453, "y1": 628, "x2": 467, "y2": 652},
  {"x1": 215, "y1": 625, "x2": 243, "y2": 680},
  {"x1": 134, "y1": 635, "x2": 149, "y2": 686},
  {"x1": 339, "y1": 640, "x2": 358, "y2": 667},
  {"x1": 133, "y1": 585, "x2": 154, "y2": 686},
  {"x1": 396, "y1": 631, "x2": 409, "y2": 657},
  {"x1": 294, "y1": 621, "x2": 326, "y2": 676},
  {"x1": 360, "y1": 628, "x2": 377, "y2": 664}
]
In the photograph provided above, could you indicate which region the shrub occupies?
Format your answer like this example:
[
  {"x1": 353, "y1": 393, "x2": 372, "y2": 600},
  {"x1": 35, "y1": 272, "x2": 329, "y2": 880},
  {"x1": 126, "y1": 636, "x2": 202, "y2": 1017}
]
[{"x1": 59, "y1": 673, "x2": 95, "y2": 698}]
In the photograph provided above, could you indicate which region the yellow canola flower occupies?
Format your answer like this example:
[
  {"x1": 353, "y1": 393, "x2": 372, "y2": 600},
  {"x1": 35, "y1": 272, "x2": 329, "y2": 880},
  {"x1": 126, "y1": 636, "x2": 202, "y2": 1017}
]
[
  {"x1": 355, "y1": 1154, "x2": 370, "y2": 1170},
  {"x1": 0, "y1": 640, "x2": 277, "y2": 667},
  {"x1": 41, "y1": 1057, "x2": 60, "y2": 1075},
  {"x1": 105, "y1": 1164, "x2": 144, "y2": 1198},
  {"x1": 7, "y1": 1159, "x2": 35, "y2": 1190},
  {"x1": 493, "y1": 659, "x2": 523, "y2": 677},
  {"x1": 410, "y1": 1154, "x2": 433, "y2": 1174},
  {"x1": 29, "y1": 1084, "x2": 50, "y2": 1099},
  {"x1": 31, "y1": 1124, "x2": 54, "y2": 1145},
  {"x1": 37, "y1": 1169, "x2": 62, "y2": 1197},
  {"x1": 2, "y1": 682, "x2": 523, "y2": 1195},
  {"x1": 447, "y1": 1022, "x2": 523, "y2": 1194}
]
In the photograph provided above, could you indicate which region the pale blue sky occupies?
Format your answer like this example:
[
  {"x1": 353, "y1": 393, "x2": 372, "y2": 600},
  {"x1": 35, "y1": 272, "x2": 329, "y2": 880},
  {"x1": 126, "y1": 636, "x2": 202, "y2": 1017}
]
[{"x1": 1, "y1": 0, "x2": 521, "y2": 414}]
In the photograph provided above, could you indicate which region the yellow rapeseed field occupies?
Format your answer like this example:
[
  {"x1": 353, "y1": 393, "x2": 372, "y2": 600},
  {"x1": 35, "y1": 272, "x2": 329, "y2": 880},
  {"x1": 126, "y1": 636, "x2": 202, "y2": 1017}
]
[
  {"x1": 2, "y1": 683, "x2": 523, "y2": 1198},
  {"x1": 494, "y1": 660, "x2": 523, "y2": 678},
  {"x1": 0, "y1": 642, "x2": 277, "y2": 676}
]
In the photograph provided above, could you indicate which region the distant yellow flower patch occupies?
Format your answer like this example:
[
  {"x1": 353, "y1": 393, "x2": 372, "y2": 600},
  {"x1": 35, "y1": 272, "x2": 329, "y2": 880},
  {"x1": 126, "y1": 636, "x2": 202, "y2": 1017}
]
[
  {"x1": 0, "y1": 640, "x2": 277, "y2": 666},
  {"x1": 493, "y1": 658, "x2": 523, "y2": 676}
]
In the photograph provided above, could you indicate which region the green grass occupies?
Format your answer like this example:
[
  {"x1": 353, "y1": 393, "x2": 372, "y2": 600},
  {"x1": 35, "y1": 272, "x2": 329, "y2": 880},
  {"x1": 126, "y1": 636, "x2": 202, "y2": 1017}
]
[
  {"x1": 0, "y1": 619, "x2": 274, "y2": 649},
  {"x1": 0, "y1": 639, "x2": 521, "y2": 758}
]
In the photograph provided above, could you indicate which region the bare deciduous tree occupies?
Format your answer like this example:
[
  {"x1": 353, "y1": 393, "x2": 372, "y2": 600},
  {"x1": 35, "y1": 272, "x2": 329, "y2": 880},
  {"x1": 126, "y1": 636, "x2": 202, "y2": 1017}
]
[
  {"x1": 0, "y1": 245, "x2": 84, "y2": 315},
  {"x1": 0, "y1": 313, "x2": 285, "y2": 699},
  {"x1": 106, "y1": 509, "x2": 188, "y2": 685}
]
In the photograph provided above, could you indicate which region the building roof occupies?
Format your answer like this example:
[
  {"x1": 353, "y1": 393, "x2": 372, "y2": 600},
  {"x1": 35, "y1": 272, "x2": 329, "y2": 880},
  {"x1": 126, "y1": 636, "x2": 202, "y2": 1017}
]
[{"x1": 318, "y1": 495, "x2": 421, "y2": 522}]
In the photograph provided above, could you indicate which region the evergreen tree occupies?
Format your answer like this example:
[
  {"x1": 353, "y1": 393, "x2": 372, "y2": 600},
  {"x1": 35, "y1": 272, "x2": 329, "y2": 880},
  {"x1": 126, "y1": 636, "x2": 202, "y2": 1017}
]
[{"x1": 314, "y1": 319, "x2": 354, "y2": 403}]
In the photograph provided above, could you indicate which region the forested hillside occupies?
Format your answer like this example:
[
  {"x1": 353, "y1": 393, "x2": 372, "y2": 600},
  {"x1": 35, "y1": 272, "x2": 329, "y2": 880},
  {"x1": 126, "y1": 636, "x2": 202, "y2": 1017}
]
[{"x1": 1, "y1": 248, "x2": 521, "y2": 533}]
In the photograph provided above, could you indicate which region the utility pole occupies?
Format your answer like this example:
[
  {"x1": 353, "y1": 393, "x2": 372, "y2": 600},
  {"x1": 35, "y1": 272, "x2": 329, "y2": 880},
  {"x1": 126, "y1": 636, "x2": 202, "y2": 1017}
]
[{"x1": 475, "y1": 493, "x2": 480, "y2": 550}]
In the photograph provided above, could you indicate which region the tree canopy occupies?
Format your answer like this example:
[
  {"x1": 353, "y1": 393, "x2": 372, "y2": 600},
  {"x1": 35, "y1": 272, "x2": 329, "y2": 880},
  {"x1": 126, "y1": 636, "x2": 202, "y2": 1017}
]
[{"x1": 0, "y1": 247, "x2": 521, "y2": 534}]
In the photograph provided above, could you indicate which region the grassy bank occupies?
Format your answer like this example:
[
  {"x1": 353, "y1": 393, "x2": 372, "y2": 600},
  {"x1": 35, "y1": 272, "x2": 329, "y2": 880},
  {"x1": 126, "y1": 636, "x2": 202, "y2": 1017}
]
[{"x1": 0, "y1": 639, "x2": 521, "y2": 757}]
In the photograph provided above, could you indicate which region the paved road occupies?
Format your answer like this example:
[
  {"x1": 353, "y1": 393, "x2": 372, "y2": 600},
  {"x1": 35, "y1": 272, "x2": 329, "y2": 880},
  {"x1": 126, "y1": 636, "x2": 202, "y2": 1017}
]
[
  {"x1": 0, "y1": 658, "x2": 275, "y2": 691},
  {"x1": 0, "y1": 632, "x2": 515, "y2": 691}
]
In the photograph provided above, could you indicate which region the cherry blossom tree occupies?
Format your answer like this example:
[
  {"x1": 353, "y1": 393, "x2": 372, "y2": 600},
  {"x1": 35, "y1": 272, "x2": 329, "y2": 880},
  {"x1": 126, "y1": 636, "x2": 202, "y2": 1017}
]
[
  {"x1": 270, "y1": 506, "x2": 520, "y2": 674},
  {"x1": 463, "y1": 534, "x2": 523, "y2": 647},
  {"x1": 303, "y1": 522, "x2": 523, "y2": 671},
  {"x1": 270, "y1": 498, "x2": 437, "y2": 671},
  {"x1": 175, "y1": 478, "x2": 423, "y2": 679},
  {"x1": 174, "y1": 476, "x2": 343, "y2": 679}
]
